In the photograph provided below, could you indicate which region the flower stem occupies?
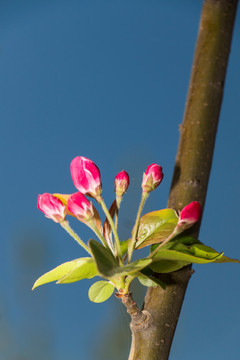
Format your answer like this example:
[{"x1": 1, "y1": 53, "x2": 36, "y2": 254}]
[
  {"x1": 60, "y1": 220, "x2": 91, "y2": 255},
  {"x1": 114, "y1": 196, "x2": 122, "y2": 231},
  {"x1": 128, "y1": 191, "x2": 149, "y2": 263},
  {"x1": 148, "y1": 227, "x2": 179, "y2": 258},
  {"x1": 98, "y1": 196, "x2": 123, "y2": 265}
]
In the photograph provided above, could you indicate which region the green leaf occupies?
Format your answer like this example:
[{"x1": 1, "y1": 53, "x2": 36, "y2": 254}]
[
  {"x1": 89, "y1": 239, "x2": 119, "y2": 277},
  {"x1": 152, "y1": 244, "x2": 224, "y2": 264},
  {"x1": 88, "y1": 281, "x2": 115, "y2": 303},
  {"x1": 172, "y1": 239, "x2": 240, "y2": 263},
  {"x1": 136, "y1": 209, "x2": 178, "y2": 249},
  {"x1": 89, "y1": 239, "x2": 153, "y2": 279},
  {"x1": 137, "y1": 268, "x2": 166, "y2": 288},
  {"x1": 89, "y1": 239, "x2": 152, "y2": 278},
  {"x1": 170, "y1": 235, "x2": 202, "y2": 246},
  {"x1": 151, "y1": 260, "x2": 190, "y2": 273},
  {"x1": 57, "y1": 258, "x2": 98, "y2": 284},
  {"x1": 210, "y1": 255, "x2": 240, "y2": 263},
  {"x1": 120, "y1": 239, "x2": 130, "y2": 256},
  {"x1": 150, "y1": 236, "x2": 201, "y2": 253},
  {"x1": 112, "y1": 258, "x2": 153, "y2": 278},
  {"x1": 32, "y1": 258, "x2": 93, "y2": 289},
  {"x1": 151, "y1": 237, "x2": 240, "y2": 272}
]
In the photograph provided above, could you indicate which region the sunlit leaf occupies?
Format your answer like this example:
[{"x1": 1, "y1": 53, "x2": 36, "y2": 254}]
[
  {"x1": 214, "y1": 256, "x2": 240, "y2": 263},
  {"x1": 169, "y1": 238, "x2": 240, "y2": 263},
  {"x1": 32, "y1": 258, "x2": 93, "y2": 289},
  {"x1": 151, "y1": 237, "x2": 240, "y2": 272},
  {"x1": 88, "y1": 281, "x2": 115, "y2": 303},
  {"x1": 57, "y1": 258, "x2": 98, "y2": 284},
  {"x1": 208, "y1": 255, "x2": 240, "y2": 263},
  {"x1": 151, "y1": 241, "x2": 225, "y2": 267},
  {"x1": 136, "y1": 209, "x2": 178, "y2": 249}
]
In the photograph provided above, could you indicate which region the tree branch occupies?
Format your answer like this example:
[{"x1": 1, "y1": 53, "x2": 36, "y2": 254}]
[{"x1": 127, "y1": 0, "x2": 238, "y2": 359}]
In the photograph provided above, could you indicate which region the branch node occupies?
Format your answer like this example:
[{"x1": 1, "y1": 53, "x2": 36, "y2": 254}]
[
  {"x1": 131, "y1": 310, "x2": 153, "y2": 332},
  {"x1": 122, "y1": 293, "x2": 153, "y2": 331}
]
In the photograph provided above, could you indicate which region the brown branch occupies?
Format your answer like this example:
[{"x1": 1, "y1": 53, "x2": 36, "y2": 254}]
[
  {"x1": 127, "y1": 0, "x2": 239, "y2": 359},
  {"x1": 121, "y1": 293, "x2": 152, "y2": 329}
]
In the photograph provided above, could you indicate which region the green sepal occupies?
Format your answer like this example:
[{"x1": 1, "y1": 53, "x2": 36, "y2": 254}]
[
  {"x1": 136, "y1": 209, "x2": 178, "y2": 249},
  {"x1": 89, "y1": 239, "x2": 152, "y2": 278},
  {"x1": 32, "y1": 257, "x2": 97, "y2": 289},
  {"x1": 88, "y1": 281, "x2": 115, "y2": 303}
]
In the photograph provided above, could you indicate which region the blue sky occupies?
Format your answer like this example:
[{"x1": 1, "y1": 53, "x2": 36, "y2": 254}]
[{"x1": 1, "y1": 1, "x2": 240, "y2": 359}]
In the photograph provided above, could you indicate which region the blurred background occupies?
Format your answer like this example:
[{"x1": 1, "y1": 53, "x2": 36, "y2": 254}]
[{"x1": 1, "y1": 0, "x2": 240, "y2": 359}]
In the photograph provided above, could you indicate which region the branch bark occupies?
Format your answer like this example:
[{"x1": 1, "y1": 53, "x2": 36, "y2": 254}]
[{"x1": 126, "y1": 0, "x2": 238, "y2": 359}]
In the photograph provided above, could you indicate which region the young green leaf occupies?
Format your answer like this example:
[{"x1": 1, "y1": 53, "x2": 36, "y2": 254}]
[
  {"x1": 33, "y1": 258, "x2": 93, "y2": 289},
  {"x1": 89, "y1": 239, "x2": 119, "y2": 277},
  {"x1": 208, "y1": 255, "x2": 240, "y2": 263},
  {"x1": 137, "y1": 268, "x2": 166, "y2": 288},
  {"x1": 57, "y1": 258, "x2": 98, "y2": 284},
  {"x1": 151, "y1": 245, "x2": 224, "y2": 264},
  {"x1": 135, "y1": 209, "x2": 178, "y2": 249},
  {"x1": 169, "y1": 235, "x2": 202, "y2": 246},
  {"x1": 88, "y1": 281, "x2": 115, "y2": 303},
  {"x1": 151, "y1": 238, "x2": 240, "y2": 272},
  {"x1": 120, "y1": 239, "x2": 130, "y2": 256},
  {"x1": 112, "y1": 258, "x2": 152, "y2": 278},
  {"x1": 89, "y1": 240, "x2": 153, "y2": 278},
  {"x1": 168, "y1": 238, "x2": 240, "y2": 263},
  {"x1": 151, "y1": 259, "x2": 190, "y2": 273}
]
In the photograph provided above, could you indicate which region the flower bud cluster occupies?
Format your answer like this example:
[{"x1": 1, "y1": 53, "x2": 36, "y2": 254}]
[
  {"x1": 37, "y1": 156, "x2": 200, "y2": 257},
  {"x1": 37, "y1": 158, "x2": 166, "y2": 224}
]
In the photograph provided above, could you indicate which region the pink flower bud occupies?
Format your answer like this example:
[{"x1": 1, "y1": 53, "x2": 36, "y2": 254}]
[
  {"x1": 37, "y1": 193, "x2": 66, "y2": 223},
  {"x1": 114, "y1": 170, "x2": 130, "y2": 197},
  {"x1": 178, "y1": 201, "x2": 201, "y2": 228},
  {"x1": 67, "y1": 192, "x2": 94, "y2": 222},
  {"x1": 142, "y1": 164, "x2": 164, "y2": 193},
  {"x1": 70, "y1": 156, "x2": 102, "y2": 198}
]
